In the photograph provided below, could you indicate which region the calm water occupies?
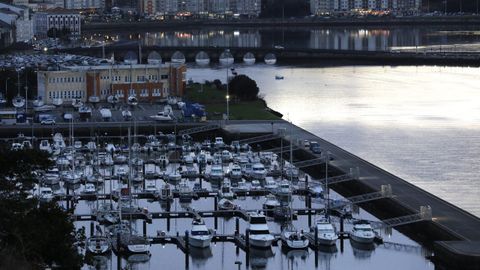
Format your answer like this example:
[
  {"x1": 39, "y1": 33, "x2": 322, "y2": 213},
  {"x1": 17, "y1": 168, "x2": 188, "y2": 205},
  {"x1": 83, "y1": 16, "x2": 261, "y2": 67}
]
[
  {"x1": 187, "y1": 64, "x2": 480, "y2": 218},
  {"x1": 86, "y1": 25, "x2": 480, "y2": 52}
]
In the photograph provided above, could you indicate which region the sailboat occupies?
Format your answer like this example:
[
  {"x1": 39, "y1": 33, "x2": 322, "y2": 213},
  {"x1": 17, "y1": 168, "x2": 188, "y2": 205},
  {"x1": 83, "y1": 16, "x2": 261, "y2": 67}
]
[
  {"x1": 111, "y1": 127, "x2": 151, "y2": 255},
  {"x1": 86, "y1": 225, "x2": 111, "y2": 254}
]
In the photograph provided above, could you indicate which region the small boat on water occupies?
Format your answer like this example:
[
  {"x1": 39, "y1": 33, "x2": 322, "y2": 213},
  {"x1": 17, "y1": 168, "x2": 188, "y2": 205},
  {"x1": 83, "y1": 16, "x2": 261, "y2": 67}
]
[
  {"x1": 111, "y1": 232, "x2": 150, "y2": 254},
  {"x1": 275, "y1": 75, "x2": 284, "y2": 80},
  {"x1": 262, "y1": 194, "x2": 280, "y2": 214},
  {"x1": 218, "y1": 179, "x2": 234, "y2": 199},
  {"x1": 32, "y1": 97, "x2": 44, "y2": 107},
  {"x1": 281, "y1": 225, "x2": 309, "y2": 249},
  {"x1": 311, "y1": 217, "x2": 338, "y2": 246},
  {"x1": 248, "y1": 212, "x2": 275, "y2": 248},
  {"x1": 87, "y1": 235, "x2": 110, "y2": 255},
  {"x1": 188, "y1": 218, "x2": 213, "y2": 248},
  {"x1": 229, "y1": 164, "x2": 242, "y2": 180},
  {"x1": 160, "y1": 183, "x2": 173, "y2": 201},
  {"x1": 218, "y1": 198, "x2": 237, "y2": 211},
  {"x1": 88, "y1": 95, "x2": 100, "y2": 103},
  {"x1": 350, "y1": 220, "x2": 375, "y2": 244}
]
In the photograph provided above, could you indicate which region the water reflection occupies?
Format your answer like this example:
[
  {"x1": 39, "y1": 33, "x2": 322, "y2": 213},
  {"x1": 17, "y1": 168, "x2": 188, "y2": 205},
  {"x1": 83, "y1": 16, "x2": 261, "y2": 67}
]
[
  {"x1": 350, "y1": 241, "x2": 376, "y2": 260},
  {"x1": 86, "y1": 26, "x2": 480, "y2": 51}
]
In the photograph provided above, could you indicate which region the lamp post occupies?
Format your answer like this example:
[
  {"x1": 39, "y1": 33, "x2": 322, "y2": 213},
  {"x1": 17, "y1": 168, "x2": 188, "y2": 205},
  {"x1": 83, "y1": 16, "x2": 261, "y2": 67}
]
[{"x1": 226, "y1": 67, "x2": 236, "y2": 121}]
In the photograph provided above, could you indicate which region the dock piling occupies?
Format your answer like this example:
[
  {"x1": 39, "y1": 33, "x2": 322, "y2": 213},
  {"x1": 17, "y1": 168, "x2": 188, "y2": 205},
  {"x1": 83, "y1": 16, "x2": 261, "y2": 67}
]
[
  {"x1": 185, "y1": 230, "x2": 190, "y2": 269},
  {"x1": 143, "y1": 220, "x2": 147, "y2": 237},
  {"x1": 90, "y1": 222, "x2": 94, "y2": 237},
  {"x1": 235, "y1": 217, "x2": 239, "y2": 235}
]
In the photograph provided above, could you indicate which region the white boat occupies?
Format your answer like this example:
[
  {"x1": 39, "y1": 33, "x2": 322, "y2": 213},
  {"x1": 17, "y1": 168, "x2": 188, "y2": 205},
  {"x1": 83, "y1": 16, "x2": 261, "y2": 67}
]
[
  {"x1": 262, "y1": 194, "x2": 280, "y2": 212},
  {"x1": 87, "y1": 235, "x2": 110, "y2": 254},
  {"x1": 221, "y1": 150, "x2": 232, "y2": 163},
  {"x1": 12, "y1": 95, "x2": 25, "y2": 108},
  {"x1": 83, "y1": 183, "x2": 96, "y2": 194},
  {"x1": 33, "y1": 97, "x2": 44, "y2": 107},
  {"x1": 281, "y1": 226, "x2": 309, "y2": 249},
  {"x1": 251, "y1": 180, "x2": 261, "y2": 190},
  {"x1": 236, "y1": 181, "x2": 249, "y2": 192},
  {"x1": 283, "y1": 163, "x2": 299, "y2": 180},
  {"x1": 229, "y1": 164, "x2": 242, "y2": 180},
  {"x1": 112, "y1": 233, "x2": 150, "y2": 254},
  {"x1": 39, "y1": 140, "x2": 52, "y2": 153},
  {"x1": 250, "y1": 163, "x2": 267, "y2": 180},
  {"x1": 350, "y1": 221, "x2": 375, "y2": 244},
  {"x1": 160, "y1": 183, "x2": 173, "y2": 201},
  {"x1": 167, "y1": 96, "x2": 177, "y2": 105},
  {"x1": 312, "y1": 217, "x2": 338, "y2": 246},
  {"x1": 127, "y1": 95, "x2": 138, "y2": 106},
  {"x1": 189, "y1": 218, "x2": 213, "y2": 248},
  {"x1": 275, "y1": 180, "x2": 292, "y2": 199},
  {"x1": 209, "y1": 165, "x2": 224, "y2": 181},
  {"x1": 264, "y1": 178, "x2": 278, "y2": 191},
  {"x1": 122, "y1": 110, "x2": 132, "y2": 120},
  {"x1": 63, "y1": 171, "x2": 82, "y2": 185},
  {"x1": 150, "y1": 111, "x2": 172, "y2": 122},
  {"x1": 219, "y1": 179, "x2": 235, "y2": 199},
  {"x1": 39, "y1": 187, "x2": 54, "y2": 202},
  {"x1": 52, "y1": 98, "x2": 63, "y2": 107},
  {"x1": 248, "y1": 212, "x2": 275, "y2": 248},
  {"x1": 217, "y1": 198, "x2": 237, "y2": 211},
  {"x1": 178, "y1": 181, "x2": 194, "y2": 202},
  {"x1": 144, "y1": 181, "x2": 158, "y2": 195},
  {"x1": 243, "y1": 52, "x2": 256, "y2": 65},
  {"x1": 168, "y1": 170, "x2": 182, "y2": 184}
]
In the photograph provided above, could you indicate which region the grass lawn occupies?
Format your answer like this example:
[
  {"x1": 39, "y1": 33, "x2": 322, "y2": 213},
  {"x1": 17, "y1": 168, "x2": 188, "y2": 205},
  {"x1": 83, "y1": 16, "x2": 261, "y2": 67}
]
[{"x1": 184, "y1": 83, "x2": 281, "y2": 120}]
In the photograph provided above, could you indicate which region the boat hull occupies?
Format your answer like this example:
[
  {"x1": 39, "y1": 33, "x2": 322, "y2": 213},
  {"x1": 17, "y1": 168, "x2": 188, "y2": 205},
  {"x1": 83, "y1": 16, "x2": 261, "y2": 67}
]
[
  {"x1": 350, "y1": 233, "x2": 375, "y2": 244},
  {"x1": 249, "y1": 237, "x2": 273, "y2": 248},
  {"x1": 189, "y1": 236, "x2": 212, "y2": 248}
]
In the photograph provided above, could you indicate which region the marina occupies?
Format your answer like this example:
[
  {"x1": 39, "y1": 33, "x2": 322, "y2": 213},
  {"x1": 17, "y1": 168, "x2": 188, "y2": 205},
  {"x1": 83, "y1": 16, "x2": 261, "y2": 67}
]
[{"x1": 3, "y1": 116, "x2": 478, "y2": 269}]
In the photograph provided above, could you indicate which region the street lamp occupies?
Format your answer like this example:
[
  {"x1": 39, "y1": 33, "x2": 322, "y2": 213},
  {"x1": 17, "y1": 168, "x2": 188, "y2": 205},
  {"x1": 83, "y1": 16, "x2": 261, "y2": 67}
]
[{"x1": 226, "y1": 67, "x2": 236, "y2": 121}]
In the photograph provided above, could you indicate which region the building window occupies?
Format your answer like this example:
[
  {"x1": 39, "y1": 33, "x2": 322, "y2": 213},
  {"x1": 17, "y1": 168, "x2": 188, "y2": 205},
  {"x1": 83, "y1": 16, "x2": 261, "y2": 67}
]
[{"x1": 161, "y1": 74, "x2": 168, "y2": 79}]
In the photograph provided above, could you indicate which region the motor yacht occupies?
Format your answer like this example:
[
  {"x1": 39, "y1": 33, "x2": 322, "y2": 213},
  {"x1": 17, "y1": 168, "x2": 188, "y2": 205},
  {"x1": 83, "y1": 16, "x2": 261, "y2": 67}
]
[
  {"x1": 188, "y1": 218, "x2": 213, "y2": 248},
  {"x1": 350, "y1": 220, "x2": 375, "y2": 244},
  {"x1": 248, "y1": 212, "x2": 275, "y2": 248}
]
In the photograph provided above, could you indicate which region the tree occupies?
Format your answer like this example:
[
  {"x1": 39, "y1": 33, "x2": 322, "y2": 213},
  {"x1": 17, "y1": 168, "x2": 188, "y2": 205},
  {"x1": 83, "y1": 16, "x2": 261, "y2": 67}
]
[
  {"x1": 0, "y1": 148, "x2": 83, "y2": 269},
  {"x1": 228, "y1": 74, "x2": 260, "y2": 101}
]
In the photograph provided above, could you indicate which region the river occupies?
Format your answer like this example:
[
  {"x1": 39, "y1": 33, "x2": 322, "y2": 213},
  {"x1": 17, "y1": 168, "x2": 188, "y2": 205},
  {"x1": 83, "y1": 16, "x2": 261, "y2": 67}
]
[{"x1": 187, "y1": 64, "x2": 480, "y2": 218}]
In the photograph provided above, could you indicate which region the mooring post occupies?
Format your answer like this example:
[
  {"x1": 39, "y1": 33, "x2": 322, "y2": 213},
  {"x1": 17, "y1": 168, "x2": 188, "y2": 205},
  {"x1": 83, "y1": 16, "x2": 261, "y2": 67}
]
[
  {"x1": 143, "y1": 220, "x2": 147, "y2": 237},
  {"x1": 185, "y1": 230, "x2": 190, "y2": 269},
  {"x1": 167, "y1": 217, "x2": 171, "y2": 232},
  {"x1": 235, "y1": 217, "x2": 240, "y2": 236},
  {"x1": 214, "y1": 196, "x2": 218, "y2": 230},
  {"x1": 340, "y1": 215, "x2": 344, "y2": 234},
  {"x1": 314, "y1": 226, "x2": 319, "y2": 248},
  {"x1": 90, "y1": 221, "x2": 94, "y2": 237},
  {"x1": 245, "y1": 229, "x2": 250, "y2": 252},
  {"x1": 66, "y1": 185, "x2": 70, "y2": 211}
]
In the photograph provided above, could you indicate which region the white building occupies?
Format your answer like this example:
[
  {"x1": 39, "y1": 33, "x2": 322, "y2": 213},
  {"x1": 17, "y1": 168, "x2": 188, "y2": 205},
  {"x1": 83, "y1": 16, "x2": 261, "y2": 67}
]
[
  {"x1": 33, "y1": 8, "x2": 81, "y2": 38},
  {"x1": 311, "y1": 0, "x2": 422, "y2": 14},
  {"x1": 0, "y1": 3, "x2": 33, "y2": 42}
]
